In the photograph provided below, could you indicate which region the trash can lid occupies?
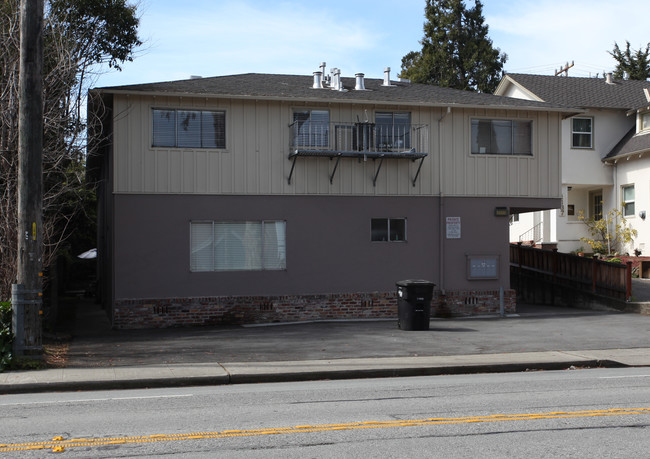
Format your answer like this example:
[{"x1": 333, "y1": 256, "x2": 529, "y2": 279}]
[{"x1": 396, "y1": 279, "x2": 435, "y2": 287}]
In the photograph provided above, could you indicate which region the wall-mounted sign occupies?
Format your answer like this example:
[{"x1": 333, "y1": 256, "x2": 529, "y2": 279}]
[{"x1": 446, "y1": 217, "x2": 461, "y2": 239}]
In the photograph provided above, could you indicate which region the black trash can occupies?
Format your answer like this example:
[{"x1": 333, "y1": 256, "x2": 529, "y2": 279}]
[{"x1": 396, "y1": 279, "x2": 435, "y2": 330}]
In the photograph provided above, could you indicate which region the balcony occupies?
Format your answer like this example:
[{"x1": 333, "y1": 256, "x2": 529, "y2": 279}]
[{"x1": 287, "y1": 121, "x2": 429, "y2": 186}]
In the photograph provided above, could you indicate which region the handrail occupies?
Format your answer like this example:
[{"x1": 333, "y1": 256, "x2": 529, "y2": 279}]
[{"x1": 518, "y1": 222, "x2": 542, "y2": 243}]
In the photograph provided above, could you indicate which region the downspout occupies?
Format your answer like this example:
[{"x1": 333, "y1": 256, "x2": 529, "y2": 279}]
[
  {"x1": 438, "y1": 107, "x2": 451, "y2": 294},
  {"x1": 604, "y1": 158, "x2": 617, "y2": 255}
]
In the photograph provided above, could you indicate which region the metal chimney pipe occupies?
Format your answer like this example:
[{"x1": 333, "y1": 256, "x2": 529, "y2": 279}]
[
  {"x1": 606, "y1": 72, "x2": 614, "y2": 84},
  {"x1": 383, "y1": 67, "x2": 391, "y2": 86},
  {"x1": 313, "y1": 71, "x2": 323, "y2": 89},
  {"x1": 331, "y1": 68, "x2": 341, "y2": 91},
  {"x1": 320, "y1": 62, "x2": 326, "y2": 76},
  {"x1": 355, "y1": 73, "x2": 365, "y2": 90}
]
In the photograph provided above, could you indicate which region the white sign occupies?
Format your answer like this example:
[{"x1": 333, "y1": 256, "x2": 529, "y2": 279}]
[{"x1": 446, "y1": 217, "x2": 461, "y2": 239}]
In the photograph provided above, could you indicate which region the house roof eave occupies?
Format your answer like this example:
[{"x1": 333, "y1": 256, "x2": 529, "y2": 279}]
[{"x1": 90, "y1": 87, "x2": 577, "y2": 114}]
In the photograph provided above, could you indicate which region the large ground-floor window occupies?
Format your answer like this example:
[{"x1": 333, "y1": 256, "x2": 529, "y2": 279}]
[{"x1": 190, "y1": 221, "x2": 286, "y2": 271}]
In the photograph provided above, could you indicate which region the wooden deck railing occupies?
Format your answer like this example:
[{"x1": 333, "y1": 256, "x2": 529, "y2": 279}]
[{"x1": 510, "y1": 243, "x2": 632, "y2": 301}]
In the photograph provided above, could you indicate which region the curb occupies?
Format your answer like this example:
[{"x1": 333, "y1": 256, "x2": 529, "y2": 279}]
[{"x1": 0, "y1": 359, "x2": 628, "y2": 395}]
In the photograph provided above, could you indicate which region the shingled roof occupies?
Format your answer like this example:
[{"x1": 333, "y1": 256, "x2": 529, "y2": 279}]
[
  {"x1": 93, "y1": 73, "x2": 571, "y2": 112},
  {"x1": 500, "y1": 73, "x2": 650, "y2": 110},
  {"x1": 604, "y1": 127, "x2": 650, "y2": 161}
]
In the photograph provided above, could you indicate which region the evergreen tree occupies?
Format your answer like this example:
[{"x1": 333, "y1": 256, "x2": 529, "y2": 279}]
[
  {"x1": 609, "y1": 41, "x2": 650, "y2": 80},
  {"x1": 400, "y1": 0, "x2": 506, "y2": 93}
]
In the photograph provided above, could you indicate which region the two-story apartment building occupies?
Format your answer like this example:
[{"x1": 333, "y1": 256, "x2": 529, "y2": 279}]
[
  {"x1": 496, "y1": 73, "x2": 650, "y2": 255},
  {"x1": 88, "y1": 66, "x2": 571, "y2": 328}
]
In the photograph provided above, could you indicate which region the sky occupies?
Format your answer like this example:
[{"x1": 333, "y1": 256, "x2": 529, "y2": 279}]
[{"x1": 95, "y1": 0, "x2": 650, "y2": 88}]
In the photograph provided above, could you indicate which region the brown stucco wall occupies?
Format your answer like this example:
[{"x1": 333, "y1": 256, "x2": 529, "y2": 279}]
[{"x1": 112, "y1": 194, "x2": 557, "y2": 302}]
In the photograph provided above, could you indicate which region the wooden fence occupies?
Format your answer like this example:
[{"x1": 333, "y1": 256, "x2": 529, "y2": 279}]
[{"x1": 510, "y1": 243, "x2": 632, "y2": 302}]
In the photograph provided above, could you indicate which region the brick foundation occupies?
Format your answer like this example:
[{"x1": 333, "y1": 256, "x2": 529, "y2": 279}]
[{"x1": 112, "y1": 289, "x2": 517, "y2": 329}]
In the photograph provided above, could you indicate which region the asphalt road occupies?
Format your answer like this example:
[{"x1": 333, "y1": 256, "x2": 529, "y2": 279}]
[{"x1": 2, "y1": 368, "x2": 650, "y2": 457}]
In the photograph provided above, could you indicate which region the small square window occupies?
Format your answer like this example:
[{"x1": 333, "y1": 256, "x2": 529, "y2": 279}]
[{"x1": 371, "y1": 218, "x2": 406, "y2": 242}]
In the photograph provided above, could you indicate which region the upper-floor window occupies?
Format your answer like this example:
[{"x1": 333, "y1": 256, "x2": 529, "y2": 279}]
[
  {"x1": 642, "y1": 112, "x2": 650, "y2": 131},
  {"x1": 292, "y1": 109, "x2": 329, "y2": 147},
  {"x1": 571, "y1": 117, "x2": 593, "y2": 149},
  {"x1": 152, "y1": 109, "x2": 226, "y2": 149},
  {"x1": 471, "y1": 119, "x2": 532, "y2": 155},
  {"x1": 376, "y1": 112, "x2": 411, "y2": 151},
  {"x1": 622, "y1": 185, "x2": 635, "y2": 217},
  {"x1": 190, "y1": 221, "x2": 286, "y2": 272}
]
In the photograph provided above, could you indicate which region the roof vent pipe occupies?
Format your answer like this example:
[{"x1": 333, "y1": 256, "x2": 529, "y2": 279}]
[
  {"x1": 320, "y1": 62, "x2": 326, "y2": 76},
  {"x1": 606, "y1": 72, "x2": 614, "y2": 84},
  {"x1": 355, "y1": 73, "x2": 366, "y2": 90},
  {"x1": 313, "y1": 71, "x2": 323, "y2": 89},
  {"x1": 331, "y1": 68, "x2": 341, "y2": 91},
  {"x1": 383, "y1": 67, "x2": 392, "y2": 86}
]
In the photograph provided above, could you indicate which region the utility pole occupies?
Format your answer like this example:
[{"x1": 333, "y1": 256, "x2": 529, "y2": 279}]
[
  {"x1": 13, "y1": 0, "x2": 44, "y2": 356},
  {"x1": 555, "y1": 61, "x2": 574, "y2": 77}
]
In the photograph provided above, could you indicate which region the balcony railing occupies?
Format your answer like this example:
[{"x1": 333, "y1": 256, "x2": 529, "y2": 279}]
[
  {"x1": 287, "y1": 121, "x2": 429, "y2": 186},
  {"x1": 290, "y1": 121, "x2": 429, "y2": 155}
]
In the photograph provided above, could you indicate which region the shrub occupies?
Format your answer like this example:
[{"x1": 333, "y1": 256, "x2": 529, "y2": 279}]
[
  {"x1": 0, "y1": 301, "x2": 12, "y2": 372},
  {"x1": 578, "y1": 207, "x2": 637, "y2": 256}
]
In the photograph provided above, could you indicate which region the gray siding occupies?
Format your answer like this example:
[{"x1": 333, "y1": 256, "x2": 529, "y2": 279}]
[{"x1": 111, "y1": 95, "x2": 561, "y2": 199}]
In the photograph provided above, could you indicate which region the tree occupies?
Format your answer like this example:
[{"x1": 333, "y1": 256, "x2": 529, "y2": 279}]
[
  {"x1": 578, "y1": 208, "x2": 638, "y2": 256},
  {"x1": 0, "y1": 0, "x2": 141, "y2": 301},
  {"x1": 399, "y1": 0, "x2": 507, "y2": 93},
  {"x1": 609, "y1": 41, "x2": 650, "y2": 80}
]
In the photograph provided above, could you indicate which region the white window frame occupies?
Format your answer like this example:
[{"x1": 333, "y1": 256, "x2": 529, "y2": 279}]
[
  {"x1": 152, "y1": 108, "x2": 226, "y2": 149},
  {"x1": 190, "y1": 221, "x2": 286, "y2": 272},
  {"x1": 371, "y1": 218, "x2": 407, "y2": 242},
  {"x1": 571, "y1": 117, "x2": 593, "y2": 149},
  {"x1": 642, "y1": 112, "x2": 650, "y2": 131},
  {"x1": 622, "y1": 185, "x2": 635, "y2": 217},
  {"x1": 470, "y1": 118, "x2": 532, "y2": 156}
]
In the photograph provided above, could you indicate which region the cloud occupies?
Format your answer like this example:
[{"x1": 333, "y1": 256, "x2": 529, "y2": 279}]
[
  {"x1": 139, "y1": 1, "x2": 381, "y2": 78},
  {"x1": 485, "y1": 0, "x2": 650, "y2": 75}
]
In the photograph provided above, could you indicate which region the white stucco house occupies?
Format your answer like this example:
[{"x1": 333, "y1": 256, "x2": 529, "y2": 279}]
[{"x1": 496, "y1": 73, "x2": 650, "y2": 256}]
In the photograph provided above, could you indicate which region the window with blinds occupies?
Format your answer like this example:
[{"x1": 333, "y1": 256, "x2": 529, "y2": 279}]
[
  {"x1": 153, "y1": 109, "x2": 226, "y2": 149},
  {"x1": 190, "y1": 221, "x2": 286, "y2": 271},
  {"x1": 471, "y1": 119, "x2": 532, "y2": 156}
]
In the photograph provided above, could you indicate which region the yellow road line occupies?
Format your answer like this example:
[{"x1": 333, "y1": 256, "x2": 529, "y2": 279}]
[{"x1": 2, "y1": 407, "x2": 649, "y2": 453}]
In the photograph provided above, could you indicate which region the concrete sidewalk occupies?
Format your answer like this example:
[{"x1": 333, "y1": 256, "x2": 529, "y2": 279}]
[{"x1": 2, "y1": 299, "x2": 650, "y2": 394}]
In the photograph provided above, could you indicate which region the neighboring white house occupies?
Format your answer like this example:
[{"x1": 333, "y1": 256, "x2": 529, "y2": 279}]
[{"x1": 496, "y1": 73, "x2": 650, "y2": 255}]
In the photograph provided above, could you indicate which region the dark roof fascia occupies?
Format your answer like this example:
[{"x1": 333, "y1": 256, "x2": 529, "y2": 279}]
[{"x1": 92, "y1": 87, "x2": 578, "y2": 113}]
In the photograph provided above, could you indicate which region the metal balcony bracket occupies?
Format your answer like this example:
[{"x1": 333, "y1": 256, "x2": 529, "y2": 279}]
[
  {"x1": 329, "y1": 153, "x2": 342, "y2": 184},
  {"x1": 287, "y1": 153, "x2": 298, "y2": 185},
  {"x1": 412, "y1": 157, "x2": 425, "y2": 187},
  {"x1": 372, "y1": 155, "x2": 385, "y2": 187}
]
